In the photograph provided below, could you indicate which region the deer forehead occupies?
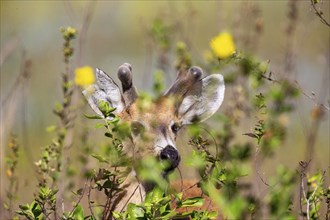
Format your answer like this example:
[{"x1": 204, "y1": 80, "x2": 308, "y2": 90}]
[{"x1": 123, "y1": 97, "x2": 177, "y2": 126}]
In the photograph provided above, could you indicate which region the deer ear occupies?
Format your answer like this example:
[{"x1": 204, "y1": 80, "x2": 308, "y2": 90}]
[
  {"x1": 83, "y1": 68, "x2": 125, "y2": 118},
  {"x1": 178, "y1": 74, "x2": 225, "y2": 125}
]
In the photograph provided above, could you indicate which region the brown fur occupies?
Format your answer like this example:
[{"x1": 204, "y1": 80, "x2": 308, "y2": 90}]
[{"x1": 170, "y1": 180, "x2": 219, "y2": 217}]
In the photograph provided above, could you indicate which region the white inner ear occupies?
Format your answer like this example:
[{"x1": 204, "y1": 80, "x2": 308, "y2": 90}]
[
  {"x1": 82, "y1": 68, "x2": 126, "y2": 118},
  {"x1": 83, "y1": 85, "x2": 106, "y2": 117},
  {"x1": 96, "y1": 69, "x2": 124, "y2": 113},
  {"x1": 178, "y1": 74, "x2": 225, "y2": 124}
]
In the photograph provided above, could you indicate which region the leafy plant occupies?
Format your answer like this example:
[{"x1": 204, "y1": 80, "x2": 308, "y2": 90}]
[{"x1": 2, "y1": 3, "x2": 329, "y2": 220}]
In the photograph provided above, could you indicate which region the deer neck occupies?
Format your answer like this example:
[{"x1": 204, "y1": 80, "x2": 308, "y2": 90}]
[{"x1": 113, "y1": 170, "x2": 148, "y2": 212}]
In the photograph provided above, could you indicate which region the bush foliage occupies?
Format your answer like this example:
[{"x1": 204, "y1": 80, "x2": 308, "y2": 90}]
[{"x1": 2, "y1": 1, "x2": 329, "y2": 220}]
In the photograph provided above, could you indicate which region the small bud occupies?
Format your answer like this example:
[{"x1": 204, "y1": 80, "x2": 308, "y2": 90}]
[
  {"x1": 6, "y1": 169, "x2": 12, "y2": 177},
  {"x1": 61, "y1": 26, "x2": 77, "y2": 41}
]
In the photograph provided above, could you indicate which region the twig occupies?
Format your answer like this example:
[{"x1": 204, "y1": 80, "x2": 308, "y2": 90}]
[
  {"x1": 68, "y1": 181, "x2": 88, "y2": 217},
  {"x1": 299, "y1": 161, "x2": 325, "y2": 220},
  {"x1": 201, "y1": 127, "x2": 219, "y2": 158},
  {"x1": 119, "y1": 184, "x2": 140, "y2": 213},
  {"x1": 298, "y1": 160, "x2": 310, "y2": 220},
  {"x1": 295, "y1": 80, "x2": 330, "y2": 111},
  {"x1": 303, "y1": 178, "x2": 320, "y2": 220},
  {"x1": 261, "y1": 72, "x2": 330, "y2": 111},
  {"x1": 87, "y1": 179, "x2": 96, "y2": 219},
  {"x1": 261, "y1": 72, "x2": 280, "y2": 84},
  {"x1": 255, "y1": 146, "x2": 272, "y2": 188},
  {"x1": 310, "y1": 0, "x2": 330, "y2": 27},
  {"x1": 102, "y1": 197, "x2": 111, "y2": 220}
]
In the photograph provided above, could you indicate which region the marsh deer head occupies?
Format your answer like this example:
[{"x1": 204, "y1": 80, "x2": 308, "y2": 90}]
[{"x1": 83, "y1": 63, "x2": 225, "y2": 212}]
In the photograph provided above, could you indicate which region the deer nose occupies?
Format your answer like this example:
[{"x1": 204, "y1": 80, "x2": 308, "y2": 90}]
[{"x1": 160, "y1": 145, "x2": 181, "y2": 171}]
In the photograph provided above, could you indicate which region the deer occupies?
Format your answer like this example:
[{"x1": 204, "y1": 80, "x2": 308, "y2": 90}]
[{"x1": 83, "y1": 63, "x2": 225, "y2": 217}]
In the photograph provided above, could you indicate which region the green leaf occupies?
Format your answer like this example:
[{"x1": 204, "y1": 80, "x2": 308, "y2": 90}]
[
  {"x1": 94, "y1": 123, "x2": 104, "y2": 128},
  {"x1": 127, "y1": 203, "x2": 145, "y2": 218},
  {"x1": 181, "y1": 197, "x2": 204, "y2": 208},
  {"x1": 17, "y1": 201, "x2": 42, "y2": 220},
  {"x1": 91, "y1": 154, "x2": 109, "y2": 164},
  {"x1": 84, "y1": 114, "x2": 103, "y2": 120},
  {"x1": 31, "y1": 201, "x2": 42, "y2": 218},
  {"x1": 18, "y1": 204, "x2": 30, "y2": 211},
  {"x1": 97, "y1": 100, "x2": 116, "y2": 117},
  {"x1": 144, "y1": 186, "x2": 164, "y2": 204},
  {"x1": 160, "y1": 210, "x2": 177, "y2": 219},
  {"x1": 207, "y1": 211, "x2": 219, "y2": 219},
  {"x1": 112, "y1": 212, "x2": 121, "y2": 219},
  {"x1": 3, "y1": 202, "x2": 9, "y2": 210},
  {"x1": 185, "y1": 150, "x2": 206, "y2": 169},
  {"x1": 175, "y1": 192, "x2": 183, "y2": 202},
  {"x1": 46, "y1": 125, "x2": 57, "y2": 133},
  {"x1": 72, "y1": 205, "x2": 84, "y2": 220}
]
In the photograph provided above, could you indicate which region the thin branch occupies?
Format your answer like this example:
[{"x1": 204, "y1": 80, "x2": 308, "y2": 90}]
[
  {"x1": 261, "y1": 72, "x2": 330, "y2": 111},
  {"x1": 87, "y1": 179, "x2": 96, "y2": 219},
  {"x1": 102, "y1": 197, "x2": 111, "y2": 220},
  {"x1": 201, "y1": 126, "x2": 219, "y2": 158},
  {"x1": 299, "y1": 160, "x2": 310, "y2": 219},
  {"x1": 255, "y1": 146, "x2": 272, "y2": 188},
  {"x1": 68, "y1": 181, "x2": 88, "y2": 217},
  {"x1": 295, "y1": 80, "x2": 330, "y2": 111},
  {"x1": 300, "y1": 174, "x2": 310, "y2": 220},
  {"x1": 310, "y1": 0, "x2": 330, "y2": 27}
]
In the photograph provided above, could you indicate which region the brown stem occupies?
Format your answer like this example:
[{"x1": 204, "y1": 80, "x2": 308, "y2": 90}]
[
  {"x1": 87, "y1": 179, "x2": 96, "y2": 219},
  {"x1": 303, "y1": 108, "x2": 323, "y2": 163},
  {"x1": 310, "y1": 0, "x2": 330, "y2": 27}
]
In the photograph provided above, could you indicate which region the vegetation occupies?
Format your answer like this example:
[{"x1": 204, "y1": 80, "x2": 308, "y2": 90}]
[{"x1": 1, "y1": 1, "x2": 329, "y2": 220}]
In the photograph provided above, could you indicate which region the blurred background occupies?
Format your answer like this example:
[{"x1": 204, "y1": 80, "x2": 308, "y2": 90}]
[{"x1": 1, "y1": 0, "x2": 329, "y2": 216}]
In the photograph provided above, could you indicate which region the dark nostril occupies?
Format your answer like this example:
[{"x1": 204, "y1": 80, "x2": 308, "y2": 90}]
[
  {"x1": 160, "y1": 145, "x2": 181, "y2": 171},
  {"x1": 160, "y1": 150, "x2": 170, "y2": 160}
]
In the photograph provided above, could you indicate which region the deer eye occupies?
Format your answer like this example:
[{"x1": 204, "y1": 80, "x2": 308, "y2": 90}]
[
  {"x1": 131, "y1": 121, "x2": 145, "y2": 136},
  {"x1": 171, "y1": 122, "x2": 181, "y2": 134}
]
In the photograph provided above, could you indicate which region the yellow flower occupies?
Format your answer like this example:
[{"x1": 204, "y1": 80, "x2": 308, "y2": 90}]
[
  {"x1": 210, "y1": 31, "x2": 236, "y2": 59},
  {"x1": 75, "y1": 66, "x2": 95, "y2": 87}
]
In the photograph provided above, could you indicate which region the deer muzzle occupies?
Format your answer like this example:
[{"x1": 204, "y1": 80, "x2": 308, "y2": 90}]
[{"x1": 159, "y1": 145, "x2": 181, "y2": 172}]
